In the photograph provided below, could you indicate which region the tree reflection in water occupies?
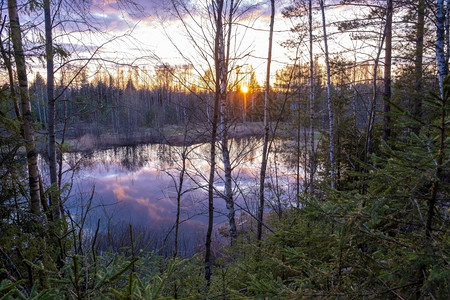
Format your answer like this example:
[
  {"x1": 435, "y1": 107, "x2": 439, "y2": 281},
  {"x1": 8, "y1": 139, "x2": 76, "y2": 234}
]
[{"x1": 65, "y1": 138, "x2": 301, "y2": 256}]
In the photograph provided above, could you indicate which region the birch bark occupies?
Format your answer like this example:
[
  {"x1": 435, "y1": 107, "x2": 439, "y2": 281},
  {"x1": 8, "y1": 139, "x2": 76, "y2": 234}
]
[
  {"x1": 436, "y1": 0, "x2": 448, "y2": 97},
  {"x1": 205, "y1": 0, "x2": 224, "y2": 285},
  {"x1": 44, "y1": 0, "x2": 62, "y2": 220},
  {"x1": 220, "y1": 0, "x2": 236, "y2": 244},
  {"x1": 319, "y1": 0, "x2": 335, "y2": 189},
  {"x1": 8, "y1": 0, "x2": 41, "y2": 217},
  {"x1": 257, "y1": 0, "x2": 275, "y2": 241},
  {"x1": 308, "y1": 0, "x2": 315, "y2": 195}
]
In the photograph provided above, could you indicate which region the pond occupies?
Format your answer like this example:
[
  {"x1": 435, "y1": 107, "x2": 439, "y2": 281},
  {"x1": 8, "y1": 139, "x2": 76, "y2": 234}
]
[{"x1": 62, "y1": 137, "x2": 301, "y2": 256}]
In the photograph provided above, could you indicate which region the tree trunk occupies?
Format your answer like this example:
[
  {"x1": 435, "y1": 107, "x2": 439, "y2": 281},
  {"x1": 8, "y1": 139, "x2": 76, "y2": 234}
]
[
  {"x1": 221, "y1": 0, "x2": 237, "y2": 245},
  {"x1": 220, "y1": 119, "x2": 236, "y2": 243},
  {"x1": 44, "y1": 0, "x2": 61, "y2": 220},
  {"x1": 257, "y1": 0, "x2": 275, "y2": 241},
  {"x1": 436, "y1": 0, "x2": 448, "y2": 97},
  {"x1": 383, "y1": 0, "x2": 392, "y2": 141},
  {"x1": 362, "y1": 0, "x2": 390, "y2": 196},
  {"x1": 308, "y1": 0, "x2": 315, "y2": 195},
  {"x1": 446, "y1": 0, "x2": 450, "y2": 64},
  {"x1": 320, "y1": 0, "x2": 336, "y2": 189},
  {"x1": 413, "y1": 0, "x2": 425, "y2": 125},
  {"x1": 205, "y1": 0, "x2": 224, "y2": 285},
  {"x1": 174, "y1": 150, "x2": 186, "y2": 257},
  {"x1": 296, "y1": 101, "x2": 301, "y2": 207},
  {"x1": 419, "y1": 76, "x2": 448, "y2": 299},
  {"x1": 8, "y1": 0, "x2": 41, "y2": 217}
]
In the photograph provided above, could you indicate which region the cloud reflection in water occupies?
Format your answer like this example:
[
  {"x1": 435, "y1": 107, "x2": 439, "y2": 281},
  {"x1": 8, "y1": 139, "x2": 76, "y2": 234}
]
[{"x1": 67, "y1": 140, "x2": 299, "y2": 254}]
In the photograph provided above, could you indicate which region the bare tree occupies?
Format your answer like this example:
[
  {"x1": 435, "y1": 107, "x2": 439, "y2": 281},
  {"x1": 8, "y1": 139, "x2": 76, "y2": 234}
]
[
  {"x1": 382, "y1": 0, "x2": 392, "y2": 141},
  {"x1": 257, "y1": 0, "x2": 275, "y2": 241},
  {"x1": 165, "y1": 0, "x2": 255, "y2": 279},
  {"x1": 413, "y1": 0, "x2": 425, "y2": 126},
  {"x1": 436, "y1": 0, "x2": 448, "y2": 97},
  {"x1": 8, "y1": 0, "x2": 41, "y2": 217},
  {"x1": 44, "y1": 0, "x2": 62, "y2": 220},
  {"x1": 219, "y1": 0, "x2": 238, "y2": 244},
  {"x1": 363, "y1": 0, "x2": 391, "y2": 195},
  {"x1": 319, "y1": 0, "x2": 335, "y2": 189},
  {"x1": 204, "y1": 0, "x2": 225, "y2": 284},
  {"x1": 308, "y1": 0, "x2": 315, "y2": 195}
]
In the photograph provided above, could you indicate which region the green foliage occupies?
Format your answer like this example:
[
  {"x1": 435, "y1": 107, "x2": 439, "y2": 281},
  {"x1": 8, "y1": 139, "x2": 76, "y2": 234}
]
[
  {"x1": 0, "y1": 251, "x2": 205, "y2": 299},
  {"x1": 195, "y1": 77, "x2": 450, "y2": 299},
  {"x1": 0, "y1": 279, "x2": 27, "y2": 298}
]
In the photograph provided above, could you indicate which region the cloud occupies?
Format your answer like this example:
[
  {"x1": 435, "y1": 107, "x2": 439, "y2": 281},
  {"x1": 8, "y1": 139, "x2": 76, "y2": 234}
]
[
  {"x1": 88, "y1": 0, "x2": 177, "y2": 28},
  {"x1": 87, "y1": 0, "x2": 275, "y2": 30},
  {"x1": 112, "y1": 184, "x2": 133, "y2": 201},
  {"x1": 98, "y1": 170, "x2": 177, "y2": 227},
  {"x1": 135, "y1": 197, "x2": 172, "y2": 222}
]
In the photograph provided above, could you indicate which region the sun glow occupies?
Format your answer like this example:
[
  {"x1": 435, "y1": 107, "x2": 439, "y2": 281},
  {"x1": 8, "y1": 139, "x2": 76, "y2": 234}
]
[{"x1": 241, "y1": 85, "x2": 248, "y2": 122}]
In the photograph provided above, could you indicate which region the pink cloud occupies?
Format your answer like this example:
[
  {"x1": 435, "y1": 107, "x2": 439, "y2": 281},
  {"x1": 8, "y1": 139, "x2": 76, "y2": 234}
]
[
  {"x1": 112, "y1": 184, "x2": 133, "y2": 201},
  {"x1": 135, "y1": 197, "x2": 172, "y2": 222}
]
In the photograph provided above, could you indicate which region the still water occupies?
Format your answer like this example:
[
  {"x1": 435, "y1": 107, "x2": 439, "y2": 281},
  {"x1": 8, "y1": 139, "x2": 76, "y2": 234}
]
[{"x1": 63, "y1": 138, "x2": 300, "y2": 255}]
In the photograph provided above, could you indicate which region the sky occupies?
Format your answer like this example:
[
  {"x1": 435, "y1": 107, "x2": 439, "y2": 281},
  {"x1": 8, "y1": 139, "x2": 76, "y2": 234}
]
[
  {"x1": 59, "y1": 0, "x2": 296, "y2": 85},
  {"x1": 8, "y1": 0, "x2": 384, "y2": 86}
]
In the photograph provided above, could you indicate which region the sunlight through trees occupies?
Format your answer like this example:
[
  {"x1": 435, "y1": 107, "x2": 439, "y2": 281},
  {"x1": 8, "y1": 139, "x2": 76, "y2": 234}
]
[{"x1": 0, "y1": 0, "x2": 448, "y2": 298}]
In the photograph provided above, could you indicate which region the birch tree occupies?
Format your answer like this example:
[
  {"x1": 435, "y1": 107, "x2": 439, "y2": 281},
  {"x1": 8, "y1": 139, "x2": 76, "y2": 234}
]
[
  {"x1": 219, "y1": 0, "x2": 238, "y2": 244},
  {"x1": 205, "y1": 0, "x2": 224, "y2": 284},
  {"x1": 436, "y1": 0, "x2": 448, "y2": 96},
  {"x1": 257, "y1": 0, "x2": 275, "y2": 241},
  {"x1": 319, "y1": 0, "x2": 335, "y2": 189},
  {"x1": 8, "y1": 0, "x2": 41, "y2": 218},
  {"x1": 308, "y1": 0, "x2": 315, "y2": 195},
  {"x1": 44, "y1": 0, "x2": 62, "y2": 220}
]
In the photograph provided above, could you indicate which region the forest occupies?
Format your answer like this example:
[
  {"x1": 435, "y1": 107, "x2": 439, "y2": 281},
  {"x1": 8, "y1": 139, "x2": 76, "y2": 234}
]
[{"x1": 0, "y1": 0, "x2": 449, "y2": 298}]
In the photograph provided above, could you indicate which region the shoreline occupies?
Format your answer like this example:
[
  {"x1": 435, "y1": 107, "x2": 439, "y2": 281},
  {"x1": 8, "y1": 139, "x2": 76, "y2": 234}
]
[{"x1": 63, "y1": 122, "x2": 266, "y2": 152}]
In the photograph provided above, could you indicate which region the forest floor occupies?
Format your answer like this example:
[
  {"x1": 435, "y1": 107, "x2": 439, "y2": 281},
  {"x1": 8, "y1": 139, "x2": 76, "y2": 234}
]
[{"x1": 64, "y1": 122, "x2": 266, "y2": 152}]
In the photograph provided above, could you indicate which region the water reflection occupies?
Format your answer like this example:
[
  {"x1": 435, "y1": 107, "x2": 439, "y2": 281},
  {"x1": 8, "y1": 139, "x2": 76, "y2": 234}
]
[{"x1": 65, "y1": 138, "x2": 301, "y2": 255}]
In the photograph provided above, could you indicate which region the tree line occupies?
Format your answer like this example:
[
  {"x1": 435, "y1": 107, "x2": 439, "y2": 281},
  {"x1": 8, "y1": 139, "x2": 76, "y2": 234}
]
[{"x1": 26, "y1": 64, "x2": 267, "y2": 142}]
